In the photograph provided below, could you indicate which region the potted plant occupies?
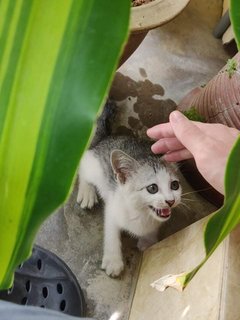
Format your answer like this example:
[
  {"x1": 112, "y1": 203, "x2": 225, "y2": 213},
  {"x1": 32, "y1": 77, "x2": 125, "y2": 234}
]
[{"x1": 1, "y1": 0, "x2": 239, "y2": 298}]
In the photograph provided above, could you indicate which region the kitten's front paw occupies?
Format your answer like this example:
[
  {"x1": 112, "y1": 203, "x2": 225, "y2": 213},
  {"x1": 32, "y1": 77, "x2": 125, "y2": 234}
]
[
  {"x1": 101, "y1": 255, "x2": 124, "y2": 277},
  {"x1": 77, "y1": 181, "x2": 98, "y2": 209}
]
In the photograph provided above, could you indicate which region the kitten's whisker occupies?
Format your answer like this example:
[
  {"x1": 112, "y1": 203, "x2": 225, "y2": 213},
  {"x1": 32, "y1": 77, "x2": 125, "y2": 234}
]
[
  {"x1": 178, "y1": 203, "x2": 191, "y2": 218},
  {"x1": 175, "y1": 162, "x2": 184, "y2": 169},
  {"x1": 179, "y1": 201, "x2": 192, "y2": 211},
  {"x1": 181, "y1": 197, "x2": 196, "y2": 202},
  {"x1": 181, "y1": 187, "x2": 212, "y2": 197}
]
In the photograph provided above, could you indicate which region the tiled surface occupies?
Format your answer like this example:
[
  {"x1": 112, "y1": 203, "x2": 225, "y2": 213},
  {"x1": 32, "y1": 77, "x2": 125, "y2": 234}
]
[
  {"x1": 36, "y1": 0, "x2": 231, "y2": 319},
  {"x1": 219, "y1": 225, "x2": 240, "y2": 320},
  {"x1": 129, "y1": 221, "x2": 240, "y2": 320},
  {"x1": 37, "y1": 185, "x2": 141, "y2": 320},
  {"x1": 129, "y1": 216, "x2": 226, "y2": 320}
]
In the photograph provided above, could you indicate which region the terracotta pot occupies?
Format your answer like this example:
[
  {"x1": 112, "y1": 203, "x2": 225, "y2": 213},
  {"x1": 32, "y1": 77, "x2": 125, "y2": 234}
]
[
  {"x1": 178, "y1": 52, "x2": 240, "y2": 128},
  {"x1": 177, "y1": 52, "x2": 240, "y2": 208},
  {"x1": 120, "y1": 0, "x2": 191, "y2": 65}
]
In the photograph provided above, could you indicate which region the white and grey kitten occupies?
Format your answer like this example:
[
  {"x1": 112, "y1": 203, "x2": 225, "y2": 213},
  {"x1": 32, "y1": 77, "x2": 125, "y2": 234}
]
[{"x1": 77, "y1": 134, "x2": 182, "y2": 277}]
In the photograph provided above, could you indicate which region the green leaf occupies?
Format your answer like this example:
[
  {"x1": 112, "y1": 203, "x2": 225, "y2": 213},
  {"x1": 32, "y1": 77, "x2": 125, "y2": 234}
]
[
  {"x1": 226, "y1": 58, "x2": 238, "y2": 78},
  {"x1": 182, "y1": 107, "x2": 205, "y2": 122},
  {"x1": 182, "y1": 137, "x2": 240, "y2": 288},
  {"x1": 0, "y1": 0, "x2": 130, "y2": 289},
  {"x1": 230, "y1": 0, "x2": 240, "y2": 49},
  {"x1": 204, "y1": 138, "x2": 240, "y2": 254}
]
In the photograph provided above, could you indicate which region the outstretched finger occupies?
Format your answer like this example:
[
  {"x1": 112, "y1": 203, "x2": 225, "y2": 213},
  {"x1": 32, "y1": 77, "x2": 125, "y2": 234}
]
[
  {"x1": 147, "y1": 122, "x2": 175, "y2": 140},
  {"x1": 151, "y1": 138, "x2": 184, "y2": 154},
  {"x1": 169, "y1": 111, "x2": 207, "y2": 156},
  {"x1": 163, "y1": 149, "x2": 193, "y2": 162}
]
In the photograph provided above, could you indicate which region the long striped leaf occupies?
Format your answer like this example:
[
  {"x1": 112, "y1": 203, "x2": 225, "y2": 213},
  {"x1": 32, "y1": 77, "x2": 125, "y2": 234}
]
[
  {"x1": 230, "y1": 0, "x2": 240, "y2": 49},
  {"x1": 0, "y1": 0, "x2": 130, "y2": 289}
]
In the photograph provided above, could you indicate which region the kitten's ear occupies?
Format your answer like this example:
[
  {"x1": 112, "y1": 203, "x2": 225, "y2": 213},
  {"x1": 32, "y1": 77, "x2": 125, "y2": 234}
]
[{"x1": 110, "y1": 150, "x2": 139, "y2": 184}]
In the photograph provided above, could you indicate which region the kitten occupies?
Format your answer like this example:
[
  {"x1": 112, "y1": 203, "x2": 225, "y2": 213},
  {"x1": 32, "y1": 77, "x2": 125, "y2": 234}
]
[{"x1": 77, "y1": 103, "x2": 182, "y2": 277}]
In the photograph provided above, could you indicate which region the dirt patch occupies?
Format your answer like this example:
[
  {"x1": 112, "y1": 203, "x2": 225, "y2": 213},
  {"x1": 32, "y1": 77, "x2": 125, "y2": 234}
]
[
  {"x1": 132, "y1": 0, "x2": 154, "y2": 7},
  {"x1": 109, "y1": 72, "x2": 176, "y2": 139}
]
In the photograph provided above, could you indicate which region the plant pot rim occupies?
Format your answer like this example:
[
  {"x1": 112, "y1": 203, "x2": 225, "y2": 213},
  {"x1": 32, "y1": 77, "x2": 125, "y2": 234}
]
[{"x1": 130, "y1": 0, "x2": 191, "y2": 33}]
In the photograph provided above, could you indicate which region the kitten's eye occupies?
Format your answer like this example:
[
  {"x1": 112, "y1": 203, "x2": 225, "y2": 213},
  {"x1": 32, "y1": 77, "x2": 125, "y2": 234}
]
[
  {"x1": 146, "y1": 184, "x2": 158, "y2": 194},
  {"x1": 171, "y1": 180, "x2": 180, "y2": 190}
]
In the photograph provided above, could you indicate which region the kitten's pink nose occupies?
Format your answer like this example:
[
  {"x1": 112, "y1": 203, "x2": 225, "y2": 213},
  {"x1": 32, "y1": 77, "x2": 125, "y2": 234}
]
[{"x1": 165, "y1": 200, "x2": 175, "y2": 207}]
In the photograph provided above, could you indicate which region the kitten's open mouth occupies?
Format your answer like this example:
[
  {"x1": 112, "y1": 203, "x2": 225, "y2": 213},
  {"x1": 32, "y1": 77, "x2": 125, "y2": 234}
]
[{"x1": 149, "y1": 206, "x2": 171, "y2": 219}]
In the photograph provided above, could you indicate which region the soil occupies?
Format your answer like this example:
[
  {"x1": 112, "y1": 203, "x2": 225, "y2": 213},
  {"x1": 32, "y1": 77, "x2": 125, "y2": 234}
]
[{"x1": 132, "y1": 0, "x2": 154, "y2": 7}]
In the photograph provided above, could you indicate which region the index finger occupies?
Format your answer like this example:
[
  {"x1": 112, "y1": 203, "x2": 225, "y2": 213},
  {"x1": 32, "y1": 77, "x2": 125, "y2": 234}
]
[
  {"x1": 169, "y1": 111, "x2": 207, "y2": 156},
  {"x1": 147, "y1": 122, "x2": 175, "y2": 140}
]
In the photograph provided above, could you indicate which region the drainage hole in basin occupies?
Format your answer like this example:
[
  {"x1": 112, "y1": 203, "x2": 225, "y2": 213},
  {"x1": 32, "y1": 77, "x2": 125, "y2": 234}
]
[
  {"x1": 42, "y1": 287, "x2": 48, "y2": 298},
  {"x1": 37, "y1": 259, "x2": 42, "y2": 270},
  {"x1": 21, "y1": 297, "x2": 28, "y2": 305},
  {"x1": 40, "y1": 305, "x2": 45, "y2": 308},
  {"x1": 25, "y1": 280, "x2": 31, "y2": 292},
  {"x1": 60, "y1": 300, "x2": 66, "y2": 311},
  {"x1": 57, "y1": 283, "x2": 63, "y2": 294}
]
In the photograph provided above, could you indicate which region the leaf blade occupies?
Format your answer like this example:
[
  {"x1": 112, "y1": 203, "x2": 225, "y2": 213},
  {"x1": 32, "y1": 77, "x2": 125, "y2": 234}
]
[
  {"x1": 0, "y1": 0, "x2": 130, "y2": 288},
  {"x1": 230, "y1": 0, "x2": 240, "y2": 49}
]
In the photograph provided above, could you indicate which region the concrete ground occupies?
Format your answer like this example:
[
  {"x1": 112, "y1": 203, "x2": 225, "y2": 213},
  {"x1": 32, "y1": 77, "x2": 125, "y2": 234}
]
[{"x1": 36, "y1": 0, "x2": 232, "y2": 319}]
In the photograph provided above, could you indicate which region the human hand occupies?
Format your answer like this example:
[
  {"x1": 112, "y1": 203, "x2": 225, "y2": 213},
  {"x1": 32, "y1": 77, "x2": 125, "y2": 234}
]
[{"x1": 147, "y1": 111, "x2": 240, "y2": 195}]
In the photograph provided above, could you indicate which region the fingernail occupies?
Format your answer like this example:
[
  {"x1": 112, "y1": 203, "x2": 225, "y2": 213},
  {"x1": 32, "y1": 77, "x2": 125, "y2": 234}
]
[
  {"x1": 170, "y1": 111, "x2": 185, "y2": 123},
  {"x1": 151, "y1": 144, "x2": 157, "y2": 153},
  {"x1": 147, "y1": 128, "x2": 156, "y2": 138}
]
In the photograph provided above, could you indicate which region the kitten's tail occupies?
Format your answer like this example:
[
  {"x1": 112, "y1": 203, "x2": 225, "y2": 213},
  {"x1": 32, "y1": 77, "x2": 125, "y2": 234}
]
[{"x1": 89, "y1": 100, "x2": 117, "y2": 148}]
